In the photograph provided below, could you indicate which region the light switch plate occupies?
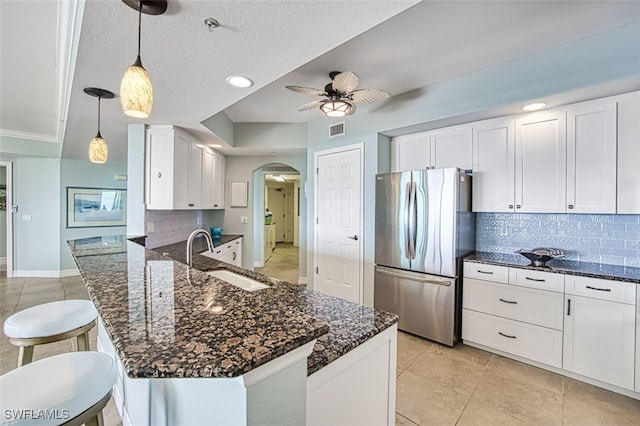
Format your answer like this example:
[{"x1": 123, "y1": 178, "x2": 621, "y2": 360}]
[
  {"x1": 240, "y1": 216, "x2": 248, "y2": 224},
  {"x1": 22, "y1": 214, "x2": 31, "y2": 222}
]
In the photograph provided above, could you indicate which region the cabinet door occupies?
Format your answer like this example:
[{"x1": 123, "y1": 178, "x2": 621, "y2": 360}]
[
  {"x1": 430, "y1": 125, "x2": 472, "y2": 170},
  {"x1": 566, "y1": 100, "x2": 617, "y2": 213},
  {"x1": 213, "y1": 153, "x2": 225, "y2": 208},
  {"x1": 563, "y1": 295, "x2": 635, "y2": 390},
  {"x1": 515, "y1": 110, "x2": 566, "y2": 213},
  {"x1": 617, "y1": 91, "x2": 640, "y2": 213},
  {"x1": 391, "y1": 133, "x2": 431, "y2": 172},
  {"x1": 146, "y1": 128, "x2": 174, "y2": 209},
  {"x1": 188, "y1": 144, "x2": 203, "y2": 208},
  {"x1": 471, "y1": 118, "x2": 515, "y2": 212},
  {"x1": 202, "y1": 149, "x2": 215, "y2": 208},
  {"x1": 173, "y1": 131, "x2": 191, "y2": 209}
]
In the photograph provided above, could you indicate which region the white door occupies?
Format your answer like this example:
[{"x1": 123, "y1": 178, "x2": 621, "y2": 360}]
[
  {"x1": 314, "y1": 145, "x2": 363, "y2": 303},
  {"x1": 268, "y1": 187, "x2": 286, "y2": 242}
]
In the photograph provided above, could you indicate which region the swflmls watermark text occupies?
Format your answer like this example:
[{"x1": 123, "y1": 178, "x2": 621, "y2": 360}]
[{"x1": 4, "y1": 409, "x2": 70, "y2": 421}]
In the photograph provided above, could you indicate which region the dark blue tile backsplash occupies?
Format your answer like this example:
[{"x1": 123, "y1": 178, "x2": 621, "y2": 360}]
[{"x1": 476, "y1": 213, "x2": 640, "y2": 267}]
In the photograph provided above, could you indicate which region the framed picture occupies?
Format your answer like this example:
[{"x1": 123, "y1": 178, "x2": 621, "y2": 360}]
[
  {"x1": 230, "y1": 180, "x2": 248, "y2": 207},
  {"x1": 67, "y1": 187, "x2": 127, "y2": 228}
]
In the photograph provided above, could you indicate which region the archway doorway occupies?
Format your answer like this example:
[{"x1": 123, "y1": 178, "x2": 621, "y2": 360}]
[{"x1": 253, "y1": 164, "x2": 301, "y2": 284}]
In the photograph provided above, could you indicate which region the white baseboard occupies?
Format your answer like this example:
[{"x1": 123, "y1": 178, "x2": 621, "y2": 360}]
[
  {"x1": 254, "y1": 261, "x2": 265, "y2": 268},
  {"x1": 0, "y1": 257, "x2": 6, "y2": 271},
  {"x1": 298, "y1": 277, "x2": 307, "y2": 285},
  {"x1": 13, "y1": 268, "x2": 79, "y2": 278}
]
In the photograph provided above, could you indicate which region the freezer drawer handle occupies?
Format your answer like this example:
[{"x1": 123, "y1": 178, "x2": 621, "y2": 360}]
[
  {"x1": 525, "y1": 277, "x2": 545, "y2": 282},
  {"x1": 498, "y1": 332, "x2": 517, "y2": 339},
  {"x1": 476, "y1": 270, "x2": 494, "y2": 275},
  {"x1": 376, "y1": 268, "x2": 451, "y2": 286},
  {"x1": 585, "y1": 285, "x2": 611, "y2": 292},
  {"x1": 499, "y1": 298, "x2": 518, "y2": 304}
]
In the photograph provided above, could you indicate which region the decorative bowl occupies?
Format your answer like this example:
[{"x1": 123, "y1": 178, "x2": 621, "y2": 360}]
[{"x1": 515, "y1": 248, "x2": 566, "y2": 266}]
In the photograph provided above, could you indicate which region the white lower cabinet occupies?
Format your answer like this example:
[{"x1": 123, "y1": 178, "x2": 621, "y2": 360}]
[
  {"x1": 208, "y1": 238, "x2": 242, "y2": 267},
  {"x1": 463, "y1": 261, "x2": 638, "y2": 394},
  {"x1": 563, "y1": 277, "x2": 636, "y2": 390}
]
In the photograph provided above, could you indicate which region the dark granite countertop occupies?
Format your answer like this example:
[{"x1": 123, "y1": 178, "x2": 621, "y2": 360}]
[
  {"x1": 68, "y1": 236, "x2": 398, "y2": 379},
  {"x1": 465, "y1": 252, "x2": 640, "y2": 284}
]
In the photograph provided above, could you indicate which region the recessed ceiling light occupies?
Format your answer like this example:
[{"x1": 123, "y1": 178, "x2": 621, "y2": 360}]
[
  {"x1": 226, "y1": 75, "x2": 253, "y2": 88},
  {"x1": 522, "y1": 102, "x2": 546, "y2": 111}
]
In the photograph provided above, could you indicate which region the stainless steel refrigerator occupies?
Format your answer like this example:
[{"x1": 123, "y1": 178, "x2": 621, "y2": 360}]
[{"x1": 374, "y1": 168, "x2": 475, "y2": 346}]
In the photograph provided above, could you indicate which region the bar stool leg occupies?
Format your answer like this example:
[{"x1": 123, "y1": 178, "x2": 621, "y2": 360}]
[
  {"x1": 77, "y1": 331, "x2": 90, "y2": 351},
  {"x1": 17, "y1": 346, "x2": 34, "y2": 367}
]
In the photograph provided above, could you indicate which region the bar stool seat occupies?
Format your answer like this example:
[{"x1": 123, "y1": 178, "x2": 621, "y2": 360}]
[
  {"x1": 0, "y1": 351, "x2": 116, "y2": 426},
  {"x1": 3, "y1": 300, "x2": 97, "y2": 367}
]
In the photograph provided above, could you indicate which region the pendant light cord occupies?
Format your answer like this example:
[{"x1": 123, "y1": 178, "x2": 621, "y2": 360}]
[
  {"x1": 137, "y1": 2, "x2": 142, "y2": 57},
  {"x1": 95, "y1": 96, "x2": 102, "y2": 138}
]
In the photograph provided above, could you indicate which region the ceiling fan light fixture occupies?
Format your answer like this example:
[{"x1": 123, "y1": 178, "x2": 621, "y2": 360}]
[
  {"x1": 120, "y1": 1, "x2": 166, "y2": 118},
  {"x1": 320, "y1": 99, "x2": 353, "y2": 118}
]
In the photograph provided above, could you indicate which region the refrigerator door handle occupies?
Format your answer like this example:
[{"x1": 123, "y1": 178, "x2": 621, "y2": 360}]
[
  {"x1": 376, "y1": 268, "x2": 452, "y2": 286},
  {"x1": 404, "y1": 182, "x2": 411, "y2": 259},
  {"x1": 408, "y1": 180, "x2": 417, "y2": 258}
]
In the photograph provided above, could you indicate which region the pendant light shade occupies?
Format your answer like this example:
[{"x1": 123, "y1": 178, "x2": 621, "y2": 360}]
[
  {"x1": 89, "y1": 134, "x2": 108, "y2": 164},
  {"x1": 120, "y1": 56, "x2": 153, "y2": 118},
  {"x1": 120, "y1": 0, "x2": 167, "y2": 118},
  {"x1": 84, "y1": 87, "x2": 115, "y2": 164}
]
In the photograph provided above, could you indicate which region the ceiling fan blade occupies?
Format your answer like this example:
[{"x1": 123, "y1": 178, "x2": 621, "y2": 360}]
[
  {"x1": 286, "y1": 86, "x2": 326, "y2": 96},
  {"x1": 349, "y1": 88, "x2": 390, "y2": 104},
  {"x1": 331, "y1": 71, "x2": 359, "y2": 93},
  {"x1": 297, "y1": 100, "x2": 324, "y2": 112}
]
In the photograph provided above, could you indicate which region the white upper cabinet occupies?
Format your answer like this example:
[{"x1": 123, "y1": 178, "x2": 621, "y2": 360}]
[
  {"x1": 392, "y1": 124, "x2": 472, "y2": 172},
  {"x1": 430, "y1": 125, "x2": 473, "y2": 171},
  {"x1": 392, "y1": 132, "x2": 431, "y2": 171},
  {"x1": 515, "y1": 110, "x2": 567, "y2": 213},
  {"x1": 472, "y1": 117, "x2": 515, "y2": 212},
  {"x1": 213, "y1": 154, "x2": 225, "y2": 209},
  {"x1": 617, "y1": 91, "x2": 640, "y2": 214},
  {"x1": 566, "y1": 99, "x2": 617, "y2": 213},
  {"x1": 146, "y1": 125, "x2": 225, "y2": 210}
]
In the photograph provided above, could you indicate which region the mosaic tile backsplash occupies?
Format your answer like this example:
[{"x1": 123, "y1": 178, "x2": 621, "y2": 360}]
[{"x1": 476, "y1": 213, "x2": 640, "y2": 267}]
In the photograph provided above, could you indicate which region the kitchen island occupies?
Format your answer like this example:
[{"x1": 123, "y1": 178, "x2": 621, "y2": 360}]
[{"x1": 68, "y1": 235, "x2": 398, "y2": 426}]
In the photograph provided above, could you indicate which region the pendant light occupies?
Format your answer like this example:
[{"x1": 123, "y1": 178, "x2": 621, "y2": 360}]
[
  {"x1": 84, "y1": 88, "x2": 115, "y2": 164},
  {"x1": 120, "y1": 0, "x2": 167, "y2": 118}
]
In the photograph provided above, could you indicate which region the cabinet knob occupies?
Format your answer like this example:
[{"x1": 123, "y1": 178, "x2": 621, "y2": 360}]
[
  {"x1": 508, "y1": 204, "x2": 514, "y2": 209},
  {"x1": 568, "y1": 204, "x2": 574, "y2": 209},
  {"x1": 516, "y1": 205, "x2": 521, "y2": 209},
  {"x1": 157, "y1": 172, "x2": 162, "y2": 178},
  {"x1": 188, "y1": 203, "x2": 194, "y2": 207}
]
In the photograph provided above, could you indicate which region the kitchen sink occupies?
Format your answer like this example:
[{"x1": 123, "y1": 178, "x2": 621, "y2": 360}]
[{"x1": 206, "y1": 270, "x2": 268, "y2": 292}]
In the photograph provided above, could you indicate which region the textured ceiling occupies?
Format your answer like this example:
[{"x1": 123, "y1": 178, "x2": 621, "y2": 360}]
[{"x1": 2, "y1": 0, "x2": 640, "y2": 163}]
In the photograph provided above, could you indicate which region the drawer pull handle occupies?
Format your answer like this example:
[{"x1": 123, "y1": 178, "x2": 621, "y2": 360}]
[
  {"x1": 477, "y1": 270, "x2": 494, "y2": 275},
  {"x1": 525, "y1": 277, "x2": 545, "y2": 282},
  {"x1": 585, "y1": 285, "x2": 611, "y2": 292},
  {"x1": 498, "y1": 332, "x2": 516, "y2": 339},
  {"x1": 499, "y1": 298, "x2": 518, "y2": 304},
  {"x1": 567, "y1": 298, "x2": 571, "y2": 316}
]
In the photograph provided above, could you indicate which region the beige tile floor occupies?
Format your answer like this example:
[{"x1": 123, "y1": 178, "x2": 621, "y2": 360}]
[
  {"x1": 255, "y1": 242, "x2": 300, "y2": 284},
  {"x1": 1, "y1": 274, "x2": 639, "y2": 425}
]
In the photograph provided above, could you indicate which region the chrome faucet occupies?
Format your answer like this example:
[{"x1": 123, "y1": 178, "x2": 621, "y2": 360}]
[{"x1": 186, "y1": 228, "x2": 214, "y2": 267}]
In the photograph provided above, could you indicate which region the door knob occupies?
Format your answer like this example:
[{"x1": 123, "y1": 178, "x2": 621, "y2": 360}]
[{"x1": 347, "y1": 235, "x2": 359, "y2": 241}]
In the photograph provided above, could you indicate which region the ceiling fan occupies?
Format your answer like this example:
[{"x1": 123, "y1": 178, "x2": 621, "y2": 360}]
[{"x1": 286, "y1": 71, "x2": 390, "y2": 118}]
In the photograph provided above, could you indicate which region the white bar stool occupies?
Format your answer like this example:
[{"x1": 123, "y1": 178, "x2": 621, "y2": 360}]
[
  {"x1": 0, "y1": 351, "x2": 116, "y2": 426},
  {"x1": 3, "y1": 300, "x2": 98, "y2": 367}
]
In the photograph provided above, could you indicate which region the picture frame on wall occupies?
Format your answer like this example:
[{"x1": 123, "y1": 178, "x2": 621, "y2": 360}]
[{"x1": 67, "y1": 187, "x2": 127, "y2": 228}]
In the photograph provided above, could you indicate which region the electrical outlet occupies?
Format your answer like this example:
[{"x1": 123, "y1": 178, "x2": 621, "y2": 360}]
[
  {"x1": 147, "y1": 222, "x2": 154, "y2": 233},
  {"x1": 240, "y1": 216, "x2": 248, "y2": 224}
]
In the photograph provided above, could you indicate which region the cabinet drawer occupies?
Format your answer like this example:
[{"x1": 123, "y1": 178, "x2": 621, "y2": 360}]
[
  {"x1": 565, "y1": 276, "x2": 636, "y2": 304},
  {"x1": 464, "y1": 262, "x2": 509, "y2": 283},
  {"x1": 463, "y1": 278, "x2": 564, "y2": 330},
  {"x1": 508, "y1": 268, "x2": 564, "y2": 293},
  {"x1": 462, "y1": 309, "x2": 562, "y2": 368}
]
